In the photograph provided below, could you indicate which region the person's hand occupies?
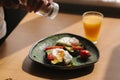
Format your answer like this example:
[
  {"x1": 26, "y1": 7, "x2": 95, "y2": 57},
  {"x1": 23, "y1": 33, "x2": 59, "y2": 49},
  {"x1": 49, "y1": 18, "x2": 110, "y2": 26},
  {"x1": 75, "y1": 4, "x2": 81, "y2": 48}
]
[
  {"x1": 20, "y1": 0, "x2": 53, "y2": 12},
  {"x1": 0, "y1": 0, "x2": 53, "y2": 12}
]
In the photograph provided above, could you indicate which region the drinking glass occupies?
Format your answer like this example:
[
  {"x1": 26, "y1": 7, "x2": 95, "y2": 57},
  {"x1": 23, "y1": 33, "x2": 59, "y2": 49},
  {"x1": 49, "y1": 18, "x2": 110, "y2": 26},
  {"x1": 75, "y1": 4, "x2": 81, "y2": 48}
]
[{"x1": 82, "y1": 11, "x2": 103, "y2": 44}]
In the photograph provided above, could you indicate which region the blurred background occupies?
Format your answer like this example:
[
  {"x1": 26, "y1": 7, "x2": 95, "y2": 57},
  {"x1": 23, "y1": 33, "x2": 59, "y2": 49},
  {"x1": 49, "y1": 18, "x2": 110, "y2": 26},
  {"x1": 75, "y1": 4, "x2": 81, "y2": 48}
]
[{"x1": 54, "y1": 0, "x2": 120, "y2": 18}]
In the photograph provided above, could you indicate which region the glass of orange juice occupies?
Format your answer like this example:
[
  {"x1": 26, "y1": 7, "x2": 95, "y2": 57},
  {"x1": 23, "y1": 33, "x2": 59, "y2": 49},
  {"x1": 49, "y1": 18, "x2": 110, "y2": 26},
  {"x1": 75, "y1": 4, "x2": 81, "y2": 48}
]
[{"x1": 82, "y1": 11, "x2": 103, "y2": 44}]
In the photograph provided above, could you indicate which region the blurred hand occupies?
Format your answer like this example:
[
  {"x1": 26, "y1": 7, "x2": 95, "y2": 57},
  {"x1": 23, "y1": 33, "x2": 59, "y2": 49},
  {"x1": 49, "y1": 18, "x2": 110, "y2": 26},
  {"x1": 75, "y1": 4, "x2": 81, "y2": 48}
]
[
  {"x1": 20, "y1": 0, "x2": 53, "y2": 12},
  {"x1": 0, "y1": 0, "x2": 53, "y2": 12}
]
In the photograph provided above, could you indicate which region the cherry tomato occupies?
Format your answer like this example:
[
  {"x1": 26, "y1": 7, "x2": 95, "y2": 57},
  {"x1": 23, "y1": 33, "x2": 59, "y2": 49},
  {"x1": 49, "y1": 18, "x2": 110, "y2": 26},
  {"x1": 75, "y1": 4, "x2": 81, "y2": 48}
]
[
  {"x1": 72, "y1": 46, "x2": 83, "y2": 50},
  {"x1": 47, "y1": 53, "x2": 54, "y2": 60},
  {"x1": 80, "y1": 50, "x2": 90, "y2": 59}
]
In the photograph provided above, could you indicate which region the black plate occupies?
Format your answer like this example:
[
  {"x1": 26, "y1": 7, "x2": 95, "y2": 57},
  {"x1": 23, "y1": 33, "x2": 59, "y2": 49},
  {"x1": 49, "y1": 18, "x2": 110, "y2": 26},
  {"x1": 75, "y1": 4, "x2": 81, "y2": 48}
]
[{"x1": 29, "y1": 33, "x2": 99, "y2": 70}]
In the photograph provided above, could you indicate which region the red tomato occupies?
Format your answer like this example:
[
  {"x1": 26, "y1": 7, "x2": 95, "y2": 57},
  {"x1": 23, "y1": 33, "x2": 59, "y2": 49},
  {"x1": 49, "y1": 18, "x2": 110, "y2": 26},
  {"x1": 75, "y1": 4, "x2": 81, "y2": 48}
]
[
  {"x1": 80, "y1": 50, "x2": 90, "y2": 59},
  {"x1": 72, "y1": 46, "x2": 83, "y2": 50},
  {"x1": 47, "y1": 53, "x2": 54, "y2": 60},
  {"x1": 45, "y1": 46, "x2": 63, "y2": 50}
]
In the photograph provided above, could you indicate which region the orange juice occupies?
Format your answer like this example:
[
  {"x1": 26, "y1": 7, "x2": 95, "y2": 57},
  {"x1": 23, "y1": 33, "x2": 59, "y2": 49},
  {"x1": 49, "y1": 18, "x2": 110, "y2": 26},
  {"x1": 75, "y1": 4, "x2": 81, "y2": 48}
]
[{"x1": 83, "y1": 14, "x2": 103, "y2": 43}]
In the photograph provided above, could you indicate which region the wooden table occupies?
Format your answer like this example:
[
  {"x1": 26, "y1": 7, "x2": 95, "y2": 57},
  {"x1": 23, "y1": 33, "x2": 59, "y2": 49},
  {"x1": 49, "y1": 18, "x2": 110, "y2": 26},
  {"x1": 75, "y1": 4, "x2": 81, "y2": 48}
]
[{"x1": 0, "y1": 12, "x2": 120, "y2": 80}]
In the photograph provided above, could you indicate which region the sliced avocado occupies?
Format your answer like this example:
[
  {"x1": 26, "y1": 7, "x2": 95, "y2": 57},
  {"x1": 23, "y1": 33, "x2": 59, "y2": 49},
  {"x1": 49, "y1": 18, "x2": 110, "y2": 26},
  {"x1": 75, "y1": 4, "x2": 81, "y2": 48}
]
[{"x1": 64, "y1": 46, "x2": 74, "y2": 53}]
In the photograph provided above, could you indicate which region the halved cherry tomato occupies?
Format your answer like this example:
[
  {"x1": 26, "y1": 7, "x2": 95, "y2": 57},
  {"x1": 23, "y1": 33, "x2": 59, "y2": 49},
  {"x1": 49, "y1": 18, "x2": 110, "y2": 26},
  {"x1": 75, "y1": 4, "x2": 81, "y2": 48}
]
[
  {"x1": 47, "y1": 53, "x2": 54, "y2": 60},
  {"x1": 45, "y1": 46, "x2": 64, "y2": 50},
  {"x1": 72, "y1": 46, "x2": 83, "y2": 51},
  {"x1": 80, "y1": 50, "x2": 90, "y2": 59}
]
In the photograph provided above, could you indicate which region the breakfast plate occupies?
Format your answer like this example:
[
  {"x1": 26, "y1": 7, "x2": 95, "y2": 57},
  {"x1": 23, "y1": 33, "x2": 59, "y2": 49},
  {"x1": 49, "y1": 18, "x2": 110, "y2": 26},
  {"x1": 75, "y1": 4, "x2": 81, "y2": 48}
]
[{"x1": 29, "y1": 33, "x2": 99, "y2": 70}]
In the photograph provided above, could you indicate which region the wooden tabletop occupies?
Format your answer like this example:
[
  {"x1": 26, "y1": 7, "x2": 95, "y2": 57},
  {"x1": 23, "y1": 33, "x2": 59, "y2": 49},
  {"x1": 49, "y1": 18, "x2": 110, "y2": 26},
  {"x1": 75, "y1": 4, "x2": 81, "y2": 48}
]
[{"x1": 0, "y1": 12, "x2": 120, "y2": 80}]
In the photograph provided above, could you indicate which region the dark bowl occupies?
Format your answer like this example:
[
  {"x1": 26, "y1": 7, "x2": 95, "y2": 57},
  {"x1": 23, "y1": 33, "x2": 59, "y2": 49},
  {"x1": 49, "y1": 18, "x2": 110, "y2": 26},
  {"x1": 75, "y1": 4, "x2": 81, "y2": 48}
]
[{"x1": 29, "y1": 33, "x2": 99, "y2": 70}]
